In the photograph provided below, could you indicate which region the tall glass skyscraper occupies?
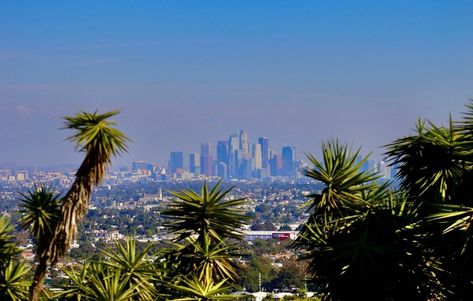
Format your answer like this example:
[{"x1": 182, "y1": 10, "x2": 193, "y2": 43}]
[
  {"x1": 200, "y1": 143, "x2": 213, "y2": 176},
  {"x1": 189, "y1": 152, "x2": 200, "y2": 174},
  {"x1": 282, "y1": 146, "x2": 296, "y2": 177},
  {"x1": 258, "y1": 137, "x2": 269, "y2": 168},
  {"x1": 169, "y1": 151, "x2": 184, "y2": 173}
]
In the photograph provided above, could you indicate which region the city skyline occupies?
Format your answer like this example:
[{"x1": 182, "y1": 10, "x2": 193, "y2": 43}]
[
  {"x1": 165, "y1": 129, "x2": 297, "y2": 179},
  {"x1": 1, "y1": 1, "x2": 472, "y2": 166}
]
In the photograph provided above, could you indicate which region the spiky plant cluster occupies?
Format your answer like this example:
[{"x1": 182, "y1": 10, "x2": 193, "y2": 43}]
[{"x1": 160, "y1": 181, "x2": 251, "y2": 299}]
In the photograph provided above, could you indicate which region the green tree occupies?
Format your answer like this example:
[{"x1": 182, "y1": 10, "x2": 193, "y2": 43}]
[
  {"x1": 0, "y1": 215, "x2": 30, "y2": 301},
  {"x1": 160, "y1": 181, "x2": 250, "y2": 299},
  {"x1": 239, "y1": 256, "x2": 274, "y2": 292},
  {"x1": 293, "y1": 141, "x2": 437, "y2": 300},
  {"x1": 26, "y1": 110, "x2": 129, "y2": 301},
  {"x1": 385, "y1": 101, "x2": 473, "y2": 299},
  {"x1": 18, "y1": 186, "x2": 61, "y2": 300}
]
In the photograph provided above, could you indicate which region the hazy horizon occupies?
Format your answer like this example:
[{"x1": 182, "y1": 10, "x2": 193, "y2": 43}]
[{"x1": 1, "y1": 1, "x2": 472, "y2": 167}]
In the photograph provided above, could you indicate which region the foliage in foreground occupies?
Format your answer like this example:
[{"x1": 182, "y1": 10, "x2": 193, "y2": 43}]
[
  {"x1": 292, "y1": 101, "x2": 473, "y2": 300},
  {"x1": 6, "y1": 102, "x2": 473, "y2": 300}
]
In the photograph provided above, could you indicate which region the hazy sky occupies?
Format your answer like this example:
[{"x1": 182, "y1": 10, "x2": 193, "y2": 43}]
[{"x1": 1, "y1": 1, "x2": 472, "y2": 167}]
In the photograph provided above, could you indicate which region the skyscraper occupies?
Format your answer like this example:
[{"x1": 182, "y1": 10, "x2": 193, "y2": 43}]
[
  {"x1": 228, "y1": 133, "x2": 239, "y2": 178},
  {"x1": 282, "y1": 146, "x2": 296, "y2": 177},
  {"x1": 189, "y1": 152, "x2": 200, "y2": 174},
  {"x1": 258, "y1": 137, "x2": 269, "y2": 168},
  {"x1": 169, "y1": 151, "x2": 184, "y2": 174},
  {"x1": 253, "y1": 143, "x2": 263, "y2": 170},
  {"x1": 239, "y1": 129, "x2": 249, "y2": 156},
  {"x1": 215, "y1": 162, "x2": 227, "y2": 179},
  {"x1": 216, "y1": 141, "x2": 229, "y2": 165},
  {"x1": 270, "y1": 153, "x2": 283, "y2": 176},
  {"x1": 200, "y1": 143, "x2": 213, "y2": 176}
]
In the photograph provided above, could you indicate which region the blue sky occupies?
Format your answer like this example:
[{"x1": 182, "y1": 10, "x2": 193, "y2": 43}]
[{"x1": 0, "y1": 1, "x2": 472, "y2": 167}]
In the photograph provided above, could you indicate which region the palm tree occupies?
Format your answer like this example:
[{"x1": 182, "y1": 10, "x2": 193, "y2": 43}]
[
  {"x1": 0, "y1": 215, "x2": 30, "y2": 301},
  {"x1": 101, "y1": 239, "x2": 157, "y2": 300},
  {"x1": 0, "y1": 215, "x2": 19, "y2": 268},
  {"x1": 385, "y1": 102, "x2": 473, "y2": 299},
  {"x1": 160, "y1": 182, "x2": 250, "y2": 298},
  {"x1": 62, "y1": 263, "x2": 138, "y2": 301},
  {"x1": 170, "y1": 271, "x2": 233, "y2": 301},
  {"x1": 28, "y1": 110, "x2": 128, "y2": 301},
  {"x1": 302, "y1": 141, "x2": 379, "y2": 218},
  {"x1": 162, "y1": 181, "x2": 250, "y2": 243},
  {"x1": 18, "y1": 186, "x2": 61, "y2": 300},
  {"x1": 294, "y1": 141, "x2": 438, "y2": 300},
  {"x1": 0, "y1": 260, "x2": 31, "y2": 301}
]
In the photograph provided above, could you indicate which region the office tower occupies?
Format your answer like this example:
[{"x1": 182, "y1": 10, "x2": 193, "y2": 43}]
[
  {"x1": 189, "y1": 152, "x2": 200, "y2": 174},
  {"x1": 169, "y1": 151, "x2": 184, "y2": 174},
  {"x1": 282, "y1": 146, "x2": 296, "y2": 177},
  {"x1": 258, "y1": 137, "x2": 269, "y2": 168},
  {"x1": 228, "y1": 133, "x2": 239, "y2": 177},
  {"x1": 270, "y1": 153, "x2": 283, "y2": 176},
  {"x1": 216, "y1": 162, "x2": 227, "y2": 179},
  {"x1": 238, "y1": 158, "x2": 252, "y2": 179},
  {"x1": 239, "y1": 129, "x2": 249, "y2": 156},
  {"x1": 200, "y1": 143, "x2": 213, "y2": 176},
  {"x1": 253, "y1": 143, "x2": 263, "y2": 170},
  {"x1": 217, "y1": 141, "x2": 229, "y2": 165}
]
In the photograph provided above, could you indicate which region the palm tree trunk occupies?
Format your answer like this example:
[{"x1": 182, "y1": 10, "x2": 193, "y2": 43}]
[
  {"x1": 28, "y1": 160, "x2": 98, "y2": 298},
  {"x1": 49, "y1": 174, "x2": 94, "y2": 265},
  {"x1": 29, "y1": 256, "x2": 48, "y2": 301}
]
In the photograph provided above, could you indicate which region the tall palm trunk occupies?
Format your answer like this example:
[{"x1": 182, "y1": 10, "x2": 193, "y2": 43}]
[
  {"x1": 27, "y1": 110, "x2": 128, "y2": 301},
  {"x1": 29, "y1": 256, "x2": 48, "y2": 301},
  {"x1": 28, "y1": 158, "x2": 100, "y2": 301}
]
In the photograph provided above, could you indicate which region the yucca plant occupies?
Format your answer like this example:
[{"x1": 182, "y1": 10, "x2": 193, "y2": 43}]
[
  {"x1": 63, "y1": 263, "x2": 138, "y2": 301},
  {"x1": 385, "y1": 118, "x2": 466, "y2": 205},
  {"x1": 303, "y1": 141, "x2": 379, "y2": 219},
  {"x1": 0, "y1": 215, "x2": 19, "y2": 268},
  {"x1": 0, "y1": 216, "x2": 30, "y2": 301},
  {"x1": 176, "y1": 235, "x2": 238, "y2": 282},
  {"x1": 0, "y1": 260, "x2": 31, "y2": 301},
  {"x1": 162, "y1": 181, "x2": 250, "y2": 243},
  {"x1": 170, "y1": 270, "x2": 234, "y2": 301},
  {"x1": 161, "y1": 182, "x2": 249, "y2": 299},
  {"x1": 294, "y1": 141, "x2": 440, "y2": 300},
  {"x1": 101, "y1": 239, "x2": 157, "y2": 300},
  {"x1": 18, "y1": 186, "x2": 61, "y2": 300},
  {"x1": 27, "y1": 110, "x2": 128, "y2": 301},
  {"x1": 384, "y1": 101, "x2": 473, "y2": 299}
]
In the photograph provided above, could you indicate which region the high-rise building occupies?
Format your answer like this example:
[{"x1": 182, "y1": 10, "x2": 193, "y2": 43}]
[
  {"x1": 239, "y1": 129, "x2": 249, "y2": 156},
  {"x1": 217, "y1": 141, "x2": 229, "y2": 165},
  {"x1": 189, "y1": 152, "x2": 200, "y2": 174},
  {"x1": 200, "y1": 143, "x2": 213, "y2": 176},
  {"x1": 169, "y1": 151, "x2": 184, "y2": 174},
  {"x1": 253, "y1": 143, "x2": 263, "y2": 170},
  {"x1": 282, "y1": 146, "x2": 296, "y2": 177},
  {"x1": 238, "y1": 158, "x2": 252, "y2": 179},
  {"x1": 270, "y1": 153, "x2": 283, "y2": 176},
  {"x1": 258, "y1": 137, "x2": 269, "y2": 168},
  {"x1": 215, "y1": 162, "x2": 227, "y2": 179},
  {"x1": 228, "y1": 133, "x2": 239, "y2": 178}
]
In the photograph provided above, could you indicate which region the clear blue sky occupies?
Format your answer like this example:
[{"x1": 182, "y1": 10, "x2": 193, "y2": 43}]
[{"x1": 0, "y1": 1, "x2": 472, "y2": 167}]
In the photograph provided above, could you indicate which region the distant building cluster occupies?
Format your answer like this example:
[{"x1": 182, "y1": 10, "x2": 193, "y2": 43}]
[
  {"x1": 127, "y1": 131, "x2": 400, "y2": 182},
  {"x1": 134, "y1": 130, "x2": 300, "y2": 180}
]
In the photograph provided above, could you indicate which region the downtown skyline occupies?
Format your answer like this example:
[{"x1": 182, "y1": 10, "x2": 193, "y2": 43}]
[{"x1": 164, "y1": 129, "x2": 297, "y2": 179}]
